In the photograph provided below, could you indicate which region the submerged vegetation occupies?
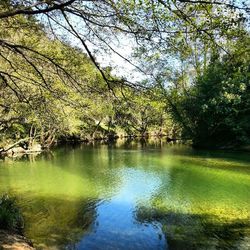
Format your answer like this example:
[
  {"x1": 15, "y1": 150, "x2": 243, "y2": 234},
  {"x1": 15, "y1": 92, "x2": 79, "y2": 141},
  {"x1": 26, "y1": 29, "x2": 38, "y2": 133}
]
[{"x1": 0, "y1": 142, "x2": 249, "y2": 249}]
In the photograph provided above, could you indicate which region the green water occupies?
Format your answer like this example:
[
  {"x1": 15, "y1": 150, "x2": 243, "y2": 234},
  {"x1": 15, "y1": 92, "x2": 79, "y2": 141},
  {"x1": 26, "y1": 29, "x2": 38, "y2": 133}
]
[{"x1": 0, "y1": 140, "x2": 249, "y2": 249}]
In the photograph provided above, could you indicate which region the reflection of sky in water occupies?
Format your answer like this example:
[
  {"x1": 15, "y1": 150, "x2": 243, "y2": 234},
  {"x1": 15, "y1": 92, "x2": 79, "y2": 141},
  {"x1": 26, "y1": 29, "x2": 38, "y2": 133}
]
[
  {"x1": 0, "y1": 143, "x2": 249, "y2": 249},
  {"x1": 75, "y1": 168, "x2": 167, "y2": 249}
]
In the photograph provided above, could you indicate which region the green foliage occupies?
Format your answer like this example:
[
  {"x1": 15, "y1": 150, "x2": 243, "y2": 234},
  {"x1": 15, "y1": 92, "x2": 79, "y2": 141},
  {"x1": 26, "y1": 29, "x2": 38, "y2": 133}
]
[
  {"x1": 169, "y1": 37, "x2": 250, "y2": 148},
  {"x1": 0, "y1": 1, "x2": 249, "y2": 149},
  {"x1": 0, "y1": 194, "x2": 24, "y2": 233},
  {"x1": 114, "y1": 90, "x2": 170, "y2": 136}
]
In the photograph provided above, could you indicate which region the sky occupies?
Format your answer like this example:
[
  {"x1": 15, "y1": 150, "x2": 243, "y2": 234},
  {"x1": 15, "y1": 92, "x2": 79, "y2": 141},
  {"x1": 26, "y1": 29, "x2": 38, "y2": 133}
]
[
  {"x1": 39, "y1": 11, "x2": 147, "y2": 83},
  {"x1": 38, "y1": 0, "x2": 250, "y2": 85}
]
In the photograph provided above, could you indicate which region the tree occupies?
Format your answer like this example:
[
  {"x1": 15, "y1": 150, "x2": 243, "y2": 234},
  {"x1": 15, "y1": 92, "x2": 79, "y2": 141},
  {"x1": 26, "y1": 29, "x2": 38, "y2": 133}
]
[
  {"x1": 0, "y1": 0, "x2": 249, "y2": 150},
  {"x1": 168, "y1": 36, "x2": 250, "y2": 148},
  {"x1": 0, "y1": 0, "x2": 249, "y2": 90}
]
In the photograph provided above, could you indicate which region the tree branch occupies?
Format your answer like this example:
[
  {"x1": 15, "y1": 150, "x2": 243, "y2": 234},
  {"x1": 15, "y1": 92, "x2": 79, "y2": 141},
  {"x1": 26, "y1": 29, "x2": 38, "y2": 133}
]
[{"x1": 0, "y1": 0, "x2": 77, "y2": 19}]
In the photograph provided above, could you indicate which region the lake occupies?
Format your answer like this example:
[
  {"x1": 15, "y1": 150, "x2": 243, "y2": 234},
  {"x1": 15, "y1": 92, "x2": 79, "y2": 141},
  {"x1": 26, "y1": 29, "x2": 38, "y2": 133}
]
[{"x1": 0, "y1": 140, "x2": 249, "y2": 249}]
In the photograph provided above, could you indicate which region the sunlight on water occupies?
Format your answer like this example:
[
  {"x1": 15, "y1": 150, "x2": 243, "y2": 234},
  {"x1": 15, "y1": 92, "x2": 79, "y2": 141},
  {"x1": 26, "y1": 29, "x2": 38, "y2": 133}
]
[{"x1": 0, "y1": 141, "x2": 249, "y2": 249}]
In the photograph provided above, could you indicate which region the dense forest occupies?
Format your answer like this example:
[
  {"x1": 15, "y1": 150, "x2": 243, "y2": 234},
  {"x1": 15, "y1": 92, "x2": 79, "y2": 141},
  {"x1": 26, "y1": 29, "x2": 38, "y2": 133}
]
[{"x1": 0, "y1": 0, "x2": 249, "y2": 154}]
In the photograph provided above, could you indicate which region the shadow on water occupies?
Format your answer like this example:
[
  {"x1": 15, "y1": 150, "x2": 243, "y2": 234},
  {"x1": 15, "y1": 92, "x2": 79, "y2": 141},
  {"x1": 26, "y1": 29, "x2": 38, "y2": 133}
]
[
  {"x1": 136, "y1": 207, "x2": 250, "y2": 250},
  {"x1": 17, "y1": 194, "x2": 167, "y2": 250},
  {"x1": 22, "y1": 194, "x2": 250, "y2": 250},
  {"x1": 18, "y1": 196, "x2": 99, "y2": 250},
  {"x1": 1, "y1": 140, "x2": 250, "y2": 249}
]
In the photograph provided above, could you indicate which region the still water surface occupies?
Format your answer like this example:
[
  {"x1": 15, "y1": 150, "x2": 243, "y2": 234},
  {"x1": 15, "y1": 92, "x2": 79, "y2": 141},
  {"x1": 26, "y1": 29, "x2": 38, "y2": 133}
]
[{"x1": 0, "y1": 140, "x2": 249, "y2": 249}]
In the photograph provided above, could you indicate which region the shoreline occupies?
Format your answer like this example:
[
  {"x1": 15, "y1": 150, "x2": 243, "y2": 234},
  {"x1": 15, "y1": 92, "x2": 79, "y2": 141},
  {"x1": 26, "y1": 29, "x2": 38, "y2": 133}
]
[
  {"x1": 0, "y1": 230, "x2": 34, "y2": 250},
  {"x1": 1, "y1": 135, "x2": 249, "y2": 159}
]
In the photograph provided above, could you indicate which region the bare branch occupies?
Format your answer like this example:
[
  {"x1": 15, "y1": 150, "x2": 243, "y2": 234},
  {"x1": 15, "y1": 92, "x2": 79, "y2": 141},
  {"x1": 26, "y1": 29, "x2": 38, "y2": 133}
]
[{"x1": 0, "y1": 0, "x2": 77, "y2": 19}]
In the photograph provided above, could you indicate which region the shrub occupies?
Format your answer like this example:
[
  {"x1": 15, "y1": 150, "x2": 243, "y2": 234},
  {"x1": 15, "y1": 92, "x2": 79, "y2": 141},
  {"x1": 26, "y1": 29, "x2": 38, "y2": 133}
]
[{"x1": 0, "y1": 194, "x2": 24, "y2": 233}]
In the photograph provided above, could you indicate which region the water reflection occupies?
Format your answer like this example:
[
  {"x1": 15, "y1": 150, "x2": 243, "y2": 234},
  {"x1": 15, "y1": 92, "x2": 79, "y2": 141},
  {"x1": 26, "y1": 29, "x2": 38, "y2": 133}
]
[
  {"x1": 136, "y1": 208, "x2": 250, "y2": 250},
  {"x1": 22, "y1": 197, "x2": 98, "y2": 249},
  {"x1": 0, "y1": 140, "x2": 249, "y2": 249},
  {"x1": 75, "y1": 169, "x2": 166, "y2": 250}
]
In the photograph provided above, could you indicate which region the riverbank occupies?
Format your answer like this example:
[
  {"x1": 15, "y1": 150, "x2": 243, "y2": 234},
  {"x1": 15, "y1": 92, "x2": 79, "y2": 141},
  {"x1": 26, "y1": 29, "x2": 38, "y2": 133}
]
[
  {"x1": 1, "y1": 135, "x2": 249, "y2": 160},
  {"x1": 0, "y1": 195, "x2": 34, "y2": 250},
  {"x1": 0, "y1": 133, "x2": 179, "y2": 158},
  {"x1": 0, "y1": 230, "x2": 34, "y2": 250}
]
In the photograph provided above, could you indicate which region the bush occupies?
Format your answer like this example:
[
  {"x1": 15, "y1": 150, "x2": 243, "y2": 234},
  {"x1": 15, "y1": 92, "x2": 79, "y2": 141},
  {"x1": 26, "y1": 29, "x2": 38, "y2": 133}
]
[{"x1": 0, "y1": 194, "x2": 24, "y2": 233}]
